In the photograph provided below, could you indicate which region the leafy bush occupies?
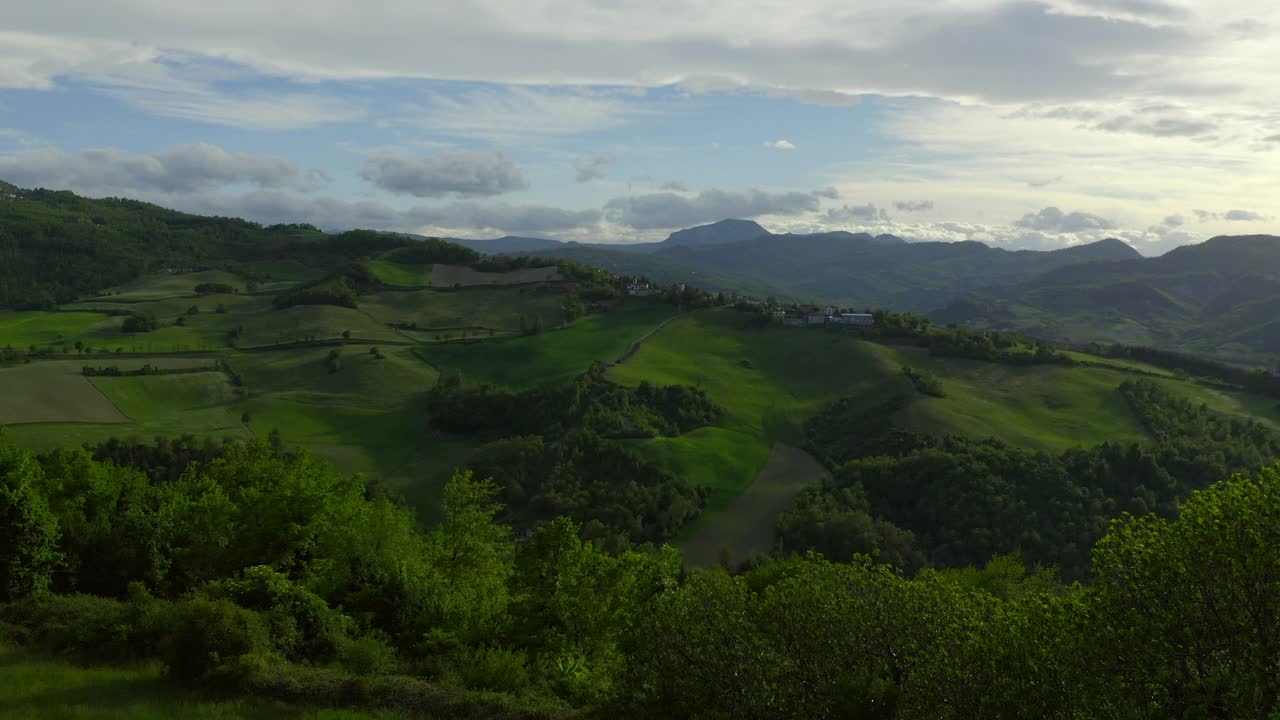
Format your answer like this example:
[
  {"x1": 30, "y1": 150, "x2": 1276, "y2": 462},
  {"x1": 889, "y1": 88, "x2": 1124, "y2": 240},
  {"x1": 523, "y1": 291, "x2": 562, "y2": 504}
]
[
  {"x1": 450, "y1": 646, "x2": 531, "y2": 693},
  {"x1": 200, "y1": 566, "x2": 351, "y2": 663},
  {"x1": 0, "y1": 593, "x2": 147, "y2": 664},
  {"x1": 339, "y1": 634, "x2": 399, "y2": 676},
  {"x1": 901, "y1": 365, "x2": 946, "y2": 397},
  {"x1": 153, "y1": 598, "x2": 275, "y2": 685},
  {"x1": 120, "y1": 312, "x2": 160, "y2": 333}
]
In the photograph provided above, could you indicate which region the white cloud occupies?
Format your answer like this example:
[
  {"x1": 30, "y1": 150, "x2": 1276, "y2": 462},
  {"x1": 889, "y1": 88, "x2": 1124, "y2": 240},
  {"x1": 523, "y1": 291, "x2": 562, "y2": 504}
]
[
  {"x1": 0, "y1": 143, "x2": 325, "y2": 194},
  {"x1": 397, "y1": 86, "x2": 638, "y2": 140},
  {"x1": 764, "y1": 139, "x2": 797, "y2": 150},
  {"x1": 895, "y1": 200, "x2": 934, "y2": 212},
  {"x1": 1015, "y1": 206, "x2": 1116, "y2": 232},
  {"x1": 1225, "y1": 208, "x2": 1266, "y2": 221},
  {"x1": 360, "y1": 150, "x2": 527, "y2": 198},
  {"x1": 574, "y1": 154, "x2": 614, "y2": 183},
  {"x1": 1192, "y1": 208, "x2": 1268, "y2": 222},
  {"x1": 141, "y1": 189, "x2": 602, "y2": 237},
  {"x1": 825, "y1": 203, "x2": 891, "y2": 224},
  {"x1": 603, "y1": 187, "x2": 833, "y2": 229},
  {"x1": 6, "y1": 1, "x2": 1276, "y2": 112}
]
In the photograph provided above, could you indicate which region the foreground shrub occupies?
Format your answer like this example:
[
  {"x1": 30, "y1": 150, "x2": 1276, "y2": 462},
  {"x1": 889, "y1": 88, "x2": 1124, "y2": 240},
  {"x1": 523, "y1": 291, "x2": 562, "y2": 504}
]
[
  {"x1": 201, "y1": 566, "x2": 351, "y2": 663},
  {"x1": 0, "y1": 593, "x2": 148, "y2": 664},
  {"x1": 154, "y1": 598, "x2": 275, "y2": 685},
  {"x1": 339, "y1": 634, "x2": 399, "y2": 676}
]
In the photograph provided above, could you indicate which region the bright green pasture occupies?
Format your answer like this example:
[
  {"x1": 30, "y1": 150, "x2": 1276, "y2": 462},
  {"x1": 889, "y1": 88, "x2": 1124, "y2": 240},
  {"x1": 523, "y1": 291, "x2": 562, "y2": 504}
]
[
  {"x1": 93, "y1": 371, "x2": 242, "y2": 431},
  {"x1": 367, "y1": 260, "x2": 432, "y2": 286},
  {"x1": 887, "y1": 353, "x2": 1150, "y2": 451},
  {"x1": 0, "y1": 644, "x2": 403, "y2": 720},
  {"x1": 235, "y1": 305, "x2": 404, "y2": 347},
  {"x1": 98, "y1": 269, "x2": 246, "y2": 300},
  {"x1": 630, "y1": 427, "x2": 772, "y2": 528},
  {"x1": 234, "y1": 346, "x2": 466, "y2": 522},
  {"x1": 360, "y1": 286, "x2": 568, "y2": 334},
  {"x1": 418, "y1": 304, "x2": 675, "y2": 389},
  {"x1": 66, "y1": 292, "x2": 267, "y2": 318},
  {"x1": 610, "y1": 310, "x2": 904, "y2": 441},
  {"x1": 0, "y1": 311, "x2": 114, "y2": 350}
]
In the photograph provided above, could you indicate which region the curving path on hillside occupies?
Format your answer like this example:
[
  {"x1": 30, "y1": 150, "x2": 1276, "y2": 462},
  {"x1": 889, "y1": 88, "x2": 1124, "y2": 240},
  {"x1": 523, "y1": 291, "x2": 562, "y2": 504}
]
[
  {"x1": 682, "y1": 443, "x2": 829, "y2": 568},
  {"x1": 610, "y1": 313, "x2": 680, "y2": 366}
]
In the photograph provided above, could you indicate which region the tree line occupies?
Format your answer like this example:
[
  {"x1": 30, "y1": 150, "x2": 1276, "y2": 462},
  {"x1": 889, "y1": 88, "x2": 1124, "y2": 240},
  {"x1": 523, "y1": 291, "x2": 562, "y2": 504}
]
[
  {"x1": 3, "y1": 432, "x2": 1280, "y2": 717},
  {"x1": 783, "y1": 379, "x2": 1280, "y2": 579}
]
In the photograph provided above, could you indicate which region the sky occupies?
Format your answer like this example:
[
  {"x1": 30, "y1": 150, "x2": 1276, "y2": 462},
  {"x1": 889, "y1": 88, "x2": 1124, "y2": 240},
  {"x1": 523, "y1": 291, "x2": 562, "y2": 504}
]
[{"x1": 1, "y1": 1, "x2": 1278, "y2": 254}]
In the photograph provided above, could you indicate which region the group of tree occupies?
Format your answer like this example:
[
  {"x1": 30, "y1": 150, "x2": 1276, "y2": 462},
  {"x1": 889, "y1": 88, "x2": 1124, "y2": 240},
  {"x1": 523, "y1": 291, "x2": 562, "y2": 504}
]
[
  {"x1": 120, "y1": 312, "x2": 160, "y2": 333},
  {"x1": 783, "y1": 379, "x2": 1280, "y2": 580},
  {"x1": 4, "y1": 432, "x2": 1280, "y2": 717},
  {"x1": 193, "y1": 282, "x2": 236, "y2": 295},
  {"x1": 429, "y1": 364, "x2": 719, "y2": 549}
]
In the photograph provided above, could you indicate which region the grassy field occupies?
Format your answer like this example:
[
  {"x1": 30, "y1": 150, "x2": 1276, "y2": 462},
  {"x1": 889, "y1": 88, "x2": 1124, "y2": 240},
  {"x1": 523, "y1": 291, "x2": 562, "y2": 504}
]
[
  {"x1": 235, "y1": 305, "x2": 405, "y2": 347},
  {"x1": 0, "y1": 644, "x2": 402, "y2": 720},
  {"x1": 608, "y1": 311, "x2": 908, "y2": 550},
  {"x1": 418, "y1": 304, "x2": 675, "y2": 389},
  {"x1": 0, "y1": 361, "x2": 131, "y2": 425},
  {"x1": 681, "y1": 444, "x2": 828, "y2": 567},
  {"x1": 367, "y1": 260, "x2": 432, "y2": 287},
  {"x1": 360, "y1": 286, "x2": 566, "y2": 335},
  {"x1": 891, "y1": 355, "x2": 1152, "y2": 451},
  {"x1": 98, "y1": 269, "x2": 247, "y2": 300},
  {"x1": 631, "y1": 427, "x2": 773, "y2": 526},
  {"x1": 94, "y1": 372, "x2": 243, "y2": 432},
  {"x1": 606, "y1": 310, "x2": 1243, "y2": 553},
  {"x1": 2, "y1": 358, "x2": 246, "y2": 449},
  {"x1": 0, "y1": 311, "x2": 116, "y2": 350},
  {"x1": 431, "y1": 264, "x2": 559, "y2": 287},
  {"x1": 233, "y1": 345, "x2": 468, "y2": 523},
  {"x1": 609, "y1": 310, "x2": 904, "y2": 440}
]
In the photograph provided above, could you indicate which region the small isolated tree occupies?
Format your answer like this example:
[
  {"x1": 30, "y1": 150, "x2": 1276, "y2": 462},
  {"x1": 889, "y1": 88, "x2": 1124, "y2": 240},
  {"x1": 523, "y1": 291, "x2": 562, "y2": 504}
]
[
  {"x1": 74, "y1": 340, "x2": 84, "y2": 354},
  {"x1": 186, "y1": 305, "x2": 199, "y2": 316},
  {"x1": 241, "y1": 412, "x2": 252, "y2": 425},
  {"x1": 325, "y1": 349, "x2": 341, "y2": 374},
  {"x1": 342, "y1": 330, "x2": 352, "y2": 342},
  {"x1": 215, "y1": 304, "x2": 227, "y2": 314}
]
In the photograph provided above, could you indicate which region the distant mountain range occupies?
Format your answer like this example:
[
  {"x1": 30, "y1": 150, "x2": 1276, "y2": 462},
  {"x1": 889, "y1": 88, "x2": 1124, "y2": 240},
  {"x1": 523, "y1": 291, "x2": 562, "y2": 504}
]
[
  {"x1": 432, "y1": 220, "x2": 1280, "y2": 363},
  {"x1": 4, "y1": 176, "x2": 1277, "y2": 365},
  {"x1": 935, "y1": 235, "x2": 1280, "y2": 364}
]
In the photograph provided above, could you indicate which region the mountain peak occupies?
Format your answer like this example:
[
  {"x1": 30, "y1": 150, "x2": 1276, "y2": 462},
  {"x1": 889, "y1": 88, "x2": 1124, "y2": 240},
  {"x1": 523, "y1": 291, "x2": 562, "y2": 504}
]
[
  {"x1": 1056, "y1": 237, "x2": 1143, "y2": 261},
  {"x1": 662, "y1": 219, "x2": 768, "y2": 248}
]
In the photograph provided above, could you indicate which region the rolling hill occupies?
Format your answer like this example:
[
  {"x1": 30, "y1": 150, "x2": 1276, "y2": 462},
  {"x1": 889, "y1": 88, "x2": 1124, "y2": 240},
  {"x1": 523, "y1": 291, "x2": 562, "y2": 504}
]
[
  {"x1": 935, "y1": 235, "x2": 1280, "y2": 364},
  {"x1": 536, "y1": 231, "x2": 1140, "y2": 308}
]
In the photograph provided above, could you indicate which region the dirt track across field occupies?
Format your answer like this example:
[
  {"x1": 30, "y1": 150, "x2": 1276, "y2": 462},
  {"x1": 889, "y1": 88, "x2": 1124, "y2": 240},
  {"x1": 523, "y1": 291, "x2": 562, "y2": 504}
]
[{"x1": 682, "y1": 443, "x2": 829, "y2": 568}]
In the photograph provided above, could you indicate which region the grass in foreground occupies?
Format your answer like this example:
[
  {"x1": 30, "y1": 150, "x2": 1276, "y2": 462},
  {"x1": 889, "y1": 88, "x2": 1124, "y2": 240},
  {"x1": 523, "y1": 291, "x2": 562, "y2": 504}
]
[{"x1": 0, "y1": 644, "x2": 402, "y2": 720}]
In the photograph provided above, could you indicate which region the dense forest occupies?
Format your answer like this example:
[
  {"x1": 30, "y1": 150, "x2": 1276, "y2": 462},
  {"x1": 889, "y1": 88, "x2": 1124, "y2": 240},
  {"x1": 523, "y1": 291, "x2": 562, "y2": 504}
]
[
  {"x1": 786, "y1": 379, "x2": 1280, "y2": 579},
  {"x1": 3, "y1": 433, "x2": 1280, "y2": 718},
  {"x1": 0, "y1": 184, "x2": 622, "y2": 309},
  {"x1": 431, "y1": 363, "x2": 719, "y2": 550}
]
